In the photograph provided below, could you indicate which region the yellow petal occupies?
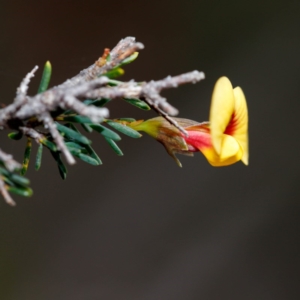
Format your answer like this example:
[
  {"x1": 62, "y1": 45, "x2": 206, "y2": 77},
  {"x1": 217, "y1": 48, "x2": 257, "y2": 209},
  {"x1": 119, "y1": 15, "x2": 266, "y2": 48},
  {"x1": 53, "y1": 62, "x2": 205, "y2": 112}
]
[
  {"x1": 232, "y1": 87, "x2": 249, "y2": 165},
  {"x1": 210, "y1": 77, "x2": 235, "y2": 155},
  {"x1": 219, "y1": 134, "x2": 241, "y2": 161},
  {"x1": 200, "y1": 134, "x2": 242, "y2": 167}
]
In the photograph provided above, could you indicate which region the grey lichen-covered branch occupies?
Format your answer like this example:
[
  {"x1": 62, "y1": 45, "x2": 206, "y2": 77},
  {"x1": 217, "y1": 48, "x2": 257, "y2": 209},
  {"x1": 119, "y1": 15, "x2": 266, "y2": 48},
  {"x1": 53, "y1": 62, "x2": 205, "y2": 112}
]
[
  {"x1": 0, "y1": 149, "x2": 21, "y2": 172},
  {"x1": 0, "y1": 149, "x2": 22, "y2": 206},
  {"x1": 0, "y1": 36, "x2": 205, "y2": 205},
  {"x1": 85, "y1": 71, "x2": 205, "y2": 135}
]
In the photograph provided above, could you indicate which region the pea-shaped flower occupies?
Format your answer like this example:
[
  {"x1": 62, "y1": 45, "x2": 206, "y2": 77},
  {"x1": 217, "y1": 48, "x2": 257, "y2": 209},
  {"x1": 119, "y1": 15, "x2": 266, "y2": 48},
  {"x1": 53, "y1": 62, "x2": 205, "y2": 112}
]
[{"x1": 126, "y1": 77, "x2": 248, "y2": 167}]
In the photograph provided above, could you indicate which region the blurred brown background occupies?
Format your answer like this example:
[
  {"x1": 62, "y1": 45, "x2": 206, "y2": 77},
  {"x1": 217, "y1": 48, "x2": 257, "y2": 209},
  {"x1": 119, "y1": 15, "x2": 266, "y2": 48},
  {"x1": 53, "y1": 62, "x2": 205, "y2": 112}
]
[{"x1": 1, "y1": 0, "x2": 300, "y2": 299}]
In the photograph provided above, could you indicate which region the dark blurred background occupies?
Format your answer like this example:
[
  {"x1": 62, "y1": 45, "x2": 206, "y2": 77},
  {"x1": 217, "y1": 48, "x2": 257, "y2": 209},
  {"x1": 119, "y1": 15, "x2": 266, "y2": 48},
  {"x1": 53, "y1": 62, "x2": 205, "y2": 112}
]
[{"x1": 1, "y1": 0, "x2": 300, "y2": 299}]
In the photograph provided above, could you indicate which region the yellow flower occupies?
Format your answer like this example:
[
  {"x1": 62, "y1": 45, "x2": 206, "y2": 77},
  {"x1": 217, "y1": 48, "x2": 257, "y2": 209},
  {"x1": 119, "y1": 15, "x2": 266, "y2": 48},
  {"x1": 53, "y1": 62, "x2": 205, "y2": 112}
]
[{"x1": 126, "y1": 77, "x2": 248, "y2": 167}]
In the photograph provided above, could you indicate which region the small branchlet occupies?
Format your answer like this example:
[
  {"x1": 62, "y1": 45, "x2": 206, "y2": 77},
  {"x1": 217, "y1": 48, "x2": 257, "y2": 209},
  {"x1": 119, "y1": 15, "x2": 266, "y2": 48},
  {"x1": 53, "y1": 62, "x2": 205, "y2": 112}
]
[
  {"x1": 0, "y1": 149, "x2": 21, "y2": 172},
  {"x1": 0, "y1": 36, "x2": 206, "y2": 205},
  {"x1": 17, "y1": 65, "x2": 39, "y2": 96},
  {"x1": 0, "y1": 179, "x2": 15, "y2": 206},
  {"x1": 85, "y1": 71, "x2": 205, "y2": 134},
  {"x1": 0, "y1": 149, "x2": 22, "y2": 206}
]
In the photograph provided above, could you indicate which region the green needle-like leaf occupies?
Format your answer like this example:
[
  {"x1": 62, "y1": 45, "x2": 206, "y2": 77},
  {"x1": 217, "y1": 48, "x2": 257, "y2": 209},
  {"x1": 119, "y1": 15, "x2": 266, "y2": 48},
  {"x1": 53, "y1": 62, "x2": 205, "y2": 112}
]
[
  {"x1": 10, "y1": 173, "x2": 30, "y2": 187},
  {"x1": 64, "y1": 123, "x2": 93, "y2": 142},
  {"x1": 38, "y1": 61, "x2": 52, "y2": 93},
  {"x1": 0, "y1": 167, "x2": 11, "y2": 177},
  {"x1": 35, "y1": 143, "x2": 43, "y2": 170},
  {"x1": 118, "y1": 118, "x2": 136, "y2": 122},
  {"x1": 1, "y1": 167, "x2": 13, "y2": 176},
  {"x1": 123, "y1": 98, "x2": 150, "y2": 110},
  {"x1": 104, "y1": 67, "x2": 124, "y2": 79},
  {"x1": 21, "y1": 138, "x2": 32, "y2": 175},
  {"x1": 50, "y1": 151, "x2": 67, "y2": 180},
  {"x1": 58, "y1": 115, "x2": 94, "y2": 133},
  {"x1": 118, "y1": 52, "x2": 139, "y2": 66},
  {"x1": 89, "y1": 124, "x2": 121, "y2": 141},
  {"x1": 65, "y1": 142, "x2": 85, "y2": 151},
  {"x1": 0, "y1": 167, "x2": 30, "y2": 189},
  {"x1": 61, "y1": 115, "x2": 92, "y2": 123},
  {"x1": 2, "y1": 176, "x2": 15, "y2": 187},
  {"x1": 81, "y1": 123, "x2": 93, "y2": 133},
  {"x1": 106, "y1": 79, "x2": 122, "y2": 86},
  {"x1": 66, "y1": 146, "x2": 81, "y2": 156},
  {"x1": 7, "y1": 186, "x2": 33, "y2": 197},
  {"x1": 8, "y1": 131, "x2": 23, "y2": 140},
  {"x1": 106, "y1": 121, "x2": 142, "y2": 138},
  {"x1": 40, "y1": 138, "x2": 57, "y2": 152},
  {"x1": 64, "y1": 122, "x2": 78, "y2": 131},
  {"x1": 66, "y1": 143, "x2": 100, "y2": 165},
  {"x1": 76, "y1": 153, "x2": 99, "y2": 166},
  {"x1": 56, "y1": 122, "x2": 91, "y2": 145},
  {"x1": 66, "y1": 142, "x2": 85, "y2": 156},
  {"x1": 83, "y1": 98, "x2": 111, "y2": 107},
  {"x1": 105, "y1": 137, "x2": 123, "y2": 156},
  {"x1": 83, "y1": 144, "x2": 102, "y2": 165}
]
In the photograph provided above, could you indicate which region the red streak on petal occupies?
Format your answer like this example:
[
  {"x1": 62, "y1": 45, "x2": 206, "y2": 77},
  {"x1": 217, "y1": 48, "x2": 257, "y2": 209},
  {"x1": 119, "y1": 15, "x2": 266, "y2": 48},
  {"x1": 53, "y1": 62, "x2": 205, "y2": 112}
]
[{"x1": 224, "y1": 112, "x2": 237, "y2": 135}]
